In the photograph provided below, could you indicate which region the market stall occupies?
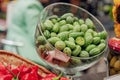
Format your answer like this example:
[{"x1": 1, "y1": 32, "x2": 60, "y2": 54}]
[{"x1": 0, "y1": 0, "x2": 120, "y2": 80}]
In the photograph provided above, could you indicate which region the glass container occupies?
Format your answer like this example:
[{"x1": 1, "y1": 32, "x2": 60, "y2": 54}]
[{"x1": 35, "y1": 2, "x2": 108, "y2": 75}]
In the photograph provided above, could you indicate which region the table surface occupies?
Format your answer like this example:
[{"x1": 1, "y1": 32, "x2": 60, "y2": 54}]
[{"x1": 73, "y1": 58, "x2": 108, "y2": 80}]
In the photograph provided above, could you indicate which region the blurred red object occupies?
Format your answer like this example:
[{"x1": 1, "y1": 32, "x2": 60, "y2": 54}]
[
  {"x1": 108, "y1": 37, "x2": 120, "y2": 54},
  {"x1": 1, "y1": 0, "x2": 9, "y2": 13},
  {"x1": 1, "y1": 2, "x2": 7, "y2": 13}
]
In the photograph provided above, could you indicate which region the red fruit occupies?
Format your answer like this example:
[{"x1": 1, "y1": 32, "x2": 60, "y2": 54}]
[
  {"x1": 11, "y1": 68, "x2": 19, "y2": 77},
  {"x1": 0, "y1": 74, "x2": 13, "y2": 80},
  {"x1": 18, "y1": 65, "x2": 31, "y2": 79},
  {"x1": 21, "y1": 66, "x2": 39, "y2": 80},
  {"x1": 41, "y1": 73, "x2": 57, "y2": 80},
  {"x1": 60, "y1": 77, "x2": 70, "y2": 80},
  {"x1": 108, "y1": 37, "x2": 120, "y2": 53},
  {"x1": 21, "y1": 73, "x2": 38, "y2": 80},
  {"x1": 0, "y1": 62, "x2": 10, "y2": 75},
  {"x1": 45, "y1": 73, "x2": 57, "y2": 77}
]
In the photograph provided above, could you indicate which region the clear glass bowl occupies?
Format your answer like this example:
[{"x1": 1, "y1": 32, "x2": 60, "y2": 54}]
[{"x1": 35, "y1": 2, "x2": 108, "y2": 75}]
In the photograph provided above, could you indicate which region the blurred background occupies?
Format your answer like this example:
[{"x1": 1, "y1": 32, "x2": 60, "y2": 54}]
[
  {"x1": 0, "y1": 0, "x2": 114, "y2": 49},
  {"x1": 0, "y1": 0, "x2": 113, "y2": 19}
]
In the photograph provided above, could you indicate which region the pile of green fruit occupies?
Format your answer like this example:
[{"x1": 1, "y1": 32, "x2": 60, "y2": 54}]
[{"x1": 38, "y1": 13, "x2": 107, "y2": 58}]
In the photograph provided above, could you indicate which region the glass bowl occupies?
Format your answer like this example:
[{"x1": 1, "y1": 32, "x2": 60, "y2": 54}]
[{"x1": 35, "y1": 2, "x2": 108, "y2": 75}]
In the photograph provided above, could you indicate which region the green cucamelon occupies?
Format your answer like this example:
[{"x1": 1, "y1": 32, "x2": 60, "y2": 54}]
[{"x1": 72, "y1": 45, "x2": 81, "y2": 56}]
